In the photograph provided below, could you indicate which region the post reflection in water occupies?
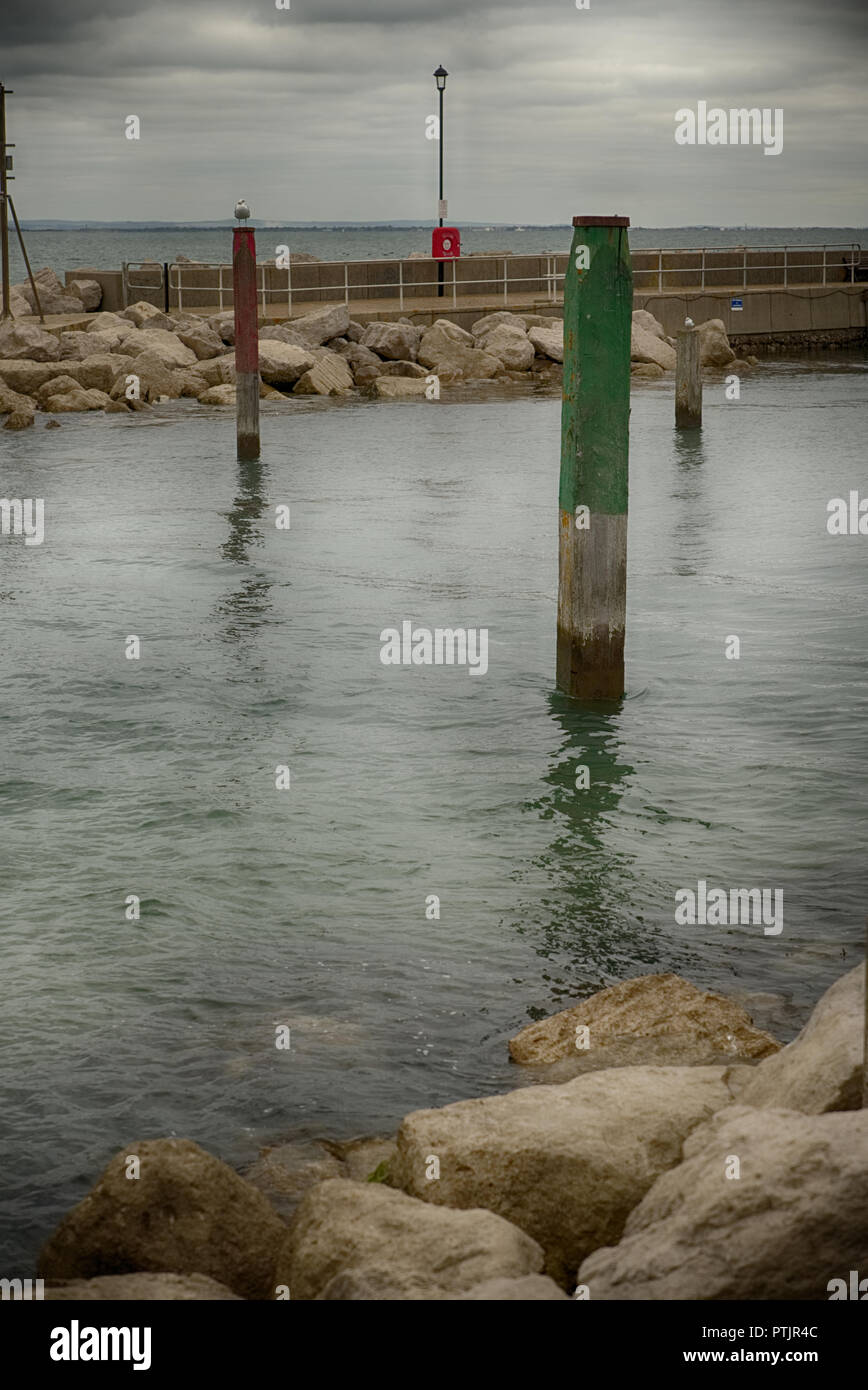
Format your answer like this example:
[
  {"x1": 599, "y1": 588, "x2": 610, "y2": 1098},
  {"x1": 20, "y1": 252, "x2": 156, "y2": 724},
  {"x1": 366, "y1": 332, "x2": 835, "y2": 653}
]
[
  {"x1": 519, "y1": 690, "x2": 682, "y2": 999},
  {"x1": 215, "y1": 455, "x2": 274, "y2": 648},
  {"x1": 671, "y1": 428, "x2": 710, "y2": 578}
]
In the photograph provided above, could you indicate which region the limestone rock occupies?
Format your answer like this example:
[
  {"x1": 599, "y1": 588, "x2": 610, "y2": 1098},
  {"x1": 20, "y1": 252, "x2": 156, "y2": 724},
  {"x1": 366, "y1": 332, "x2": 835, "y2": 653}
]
[
  {"x1": 360, "y1": 321, "x2": 421, "y2": 362},
  {"x1": 475, "y1": 323, "x2": 535, "y2": 371},
  {"x1": 631, "y1": 362, "x2": 664, "y2": 378},
  {"x1": 170, "y1": 366, "x2": 207, "y2": 398},
  {"x1": 46, "y1": 1273, "x2": 241, "y2": 1300},
  {"x1": 45, "y1": 417, "x2": 63, "y2": 427},
  {"x1": 35, "y1": 374, "x2": 81, "y2": 406},
  {"x1": 417, "y1": 324, "x2": 501, "y2": 379},
  {"x1": 122, "y1": 329, "x2": 197, "y2": 369},
  {"x1": 528, "y1": 324, "x2": 564, "y2": 363},
  {"x1": 207, "y1": 311, "x2": 236, "y2": 345},
  {"x1": 17, "y1": 267, "x2": 85, "y2": 315},
  {"x1": 260, "y1": 384, "x2": 289, "y2": 400},
  {"x1": 38, "y1": 1138, "x2": 286, "y2": 1300},
  {"x1": 121, "y1": 301, "x2": 172, "y2": 330},
  {"x1": 522, "y1": 314, "x2": 562, "y2": 329},
  {"x1": 346, "y1": 321, "x2": 364, "y2": 342},
  {"x1": 289, "y1": 305, "x2": 351, "y2": 346},
  {"x1": 68, "y1": 278, "x2": 102, "y2": 311},
  {"x1": 0, "y1": 318, "x2": 62, "y2": 362},
  {"x1": 75, "y1": 353, "x2": 136, "y2": 394},
  {"x1": 293, "y1": 351, "x2": 354, "y2": 396},
  {"x1": 631, "y1": 322, "x2": 676, "y2": 370},
  {"x1": 391, "y1": 1065, "x2": 737, "y2": 1287},
  {"x1": 9, "y1": 288, "x2": 34, "y2": 318},
  {"x1": 193, "y1": 357, "x2": 230, "y2": 388},
  {"x1": 371, "y1": 376, "x2": 429, "y2": 399},
  {"x1": 696, "y1": 317, "x2": 736, "y2": 367},
  {"x1": 507, "y1": 1036, "x2": 763, "y2": 1090},
  {"x1": 0, "y1": 381, "x2": 38, "y2": 415},
  {"x1": 374, "y1": 360, "x2": 428, "y2": 378},
  {"x1": 197, "y1": 384, "x2": 236, "y2": 405},
  {"x1": 419, "y1": 319, "x2": 474, "y2": 357},
  {"x1": 43, "y1": 386, "x2": 111, "y2": 412},
  {"x1": 0, "y1": 359, "x2": 68, "y2": 394},
  {"x1": 59, "y1": 330, "x2": 117, "y2": 361},
  {"x1": 109, "y1": 352, "x2": 183, "y2": 403},
  {"x1": 737, "y1": 964, "x2": 864, "y2": 1113},
  {"x1": 472, "y1": 311, "x2": 529, "y2": 338},
  {"x1": 87, "y1": 312, "x2": 132, "y2": 336},
  {"x1": 257, "y1": 340, "x2": 316, "y2": 387},
  {"x1": 174, "y1": 322, "x2": 226, "y2": 360},
  {"x1": 457, "y1": 1274, "x2": 569, "y2": 1301},
  {"x1": 631, "y1": 309, "x2": 667, "y2": 340},
  {"x1": 509, "y1": 973, "x2": 780, "y2": 1066},
  {"x1": 278, "y1": 1179, "x2": 544, "y2": 1301},
  {"x1": 333, "y1": 343, "x2": 383, "y2": 385},
  {"x1": 579, "y1": 1106, "x2": 868, "y2": 1300},
  {"x1": 244, "y1": 1136, "x2": 395, "y2": 1222},
  {"x1": 3, "y1": 409, "x2": 34, "y2": 429},
  {"x1": 259, "y1": 325, "x2": 312, "y2": 349}
]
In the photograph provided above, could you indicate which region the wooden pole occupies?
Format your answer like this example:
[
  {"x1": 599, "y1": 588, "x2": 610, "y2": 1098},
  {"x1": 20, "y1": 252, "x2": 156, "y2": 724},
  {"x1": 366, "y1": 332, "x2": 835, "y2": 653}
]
[
  {"x1": 675, "y1": 321, "x2": 702, "y2": 428},
  {"x1": 8, "y1": 195, "x2": 45, "y2": 322},
  {"x1": 558, "y1": 214, "x2": 632, "y2": 700},
  {"x1": 0, "y1": 84, "x2": 11, "y2": 319},
  {"x1": 863, "y1": 915, "x2": 867, "y2": 1109},
  {"x1": 233, "y1": 224, "x2": 260, "y2": 461}
]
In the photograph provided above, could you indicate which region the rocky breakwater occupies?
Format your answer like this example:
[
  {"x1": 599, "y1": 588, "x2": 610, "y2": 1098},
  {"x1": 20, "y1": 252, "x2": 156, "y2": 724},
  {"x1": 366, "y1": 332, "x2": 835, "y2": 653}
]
[
  {"x1": 3, "y1": 265, "x2": 103, "y2": 321},
  {"x1": 32, "y1": 963, "x2": 865, "y2": 1300},
  {"x1": 0, "y1": 295, "x2": 760, "y2": 430}
]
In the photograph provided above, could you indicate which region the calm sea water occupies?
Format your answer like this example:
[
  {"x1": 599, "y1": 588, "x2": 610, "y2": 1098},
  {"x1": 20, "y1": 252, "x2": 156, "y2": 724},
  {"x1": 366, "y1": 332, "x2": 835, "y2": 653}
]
[
  {"x1": 10, "y1": 225, "x2": 867, "y2": 283},
  {"x1": 1, "y1": 358, "x2": 867, "y2": 1271}
]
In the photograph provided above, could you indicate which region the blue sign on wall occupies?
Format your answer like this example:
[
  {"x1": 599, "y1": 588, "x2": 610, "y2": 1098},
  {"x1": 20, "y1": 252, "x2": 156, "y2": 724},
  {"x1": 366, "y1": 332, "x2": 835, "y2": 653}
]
[{"x1": 730, "y1": 297, "x2": 744, "y2": 310}]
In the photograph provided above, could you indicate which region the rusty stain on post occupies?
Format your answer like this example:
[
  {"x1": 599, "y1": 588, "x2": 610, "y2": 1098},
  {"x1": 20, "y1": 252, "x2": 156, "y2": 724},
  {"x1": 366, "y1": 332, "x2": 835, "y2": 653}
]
[{"x1": 558, "y1": 214, "x2": 632, "y2": 700}]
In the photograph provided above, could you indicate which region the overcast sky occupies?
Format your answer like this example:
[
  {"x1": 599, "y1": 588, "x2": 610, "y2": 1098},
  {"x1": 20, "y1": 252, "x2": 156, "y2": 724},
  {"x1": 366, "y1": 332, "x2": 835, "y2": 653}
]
[{"x1": 2, "y1": 0, "x2": 866, "y2": 224}]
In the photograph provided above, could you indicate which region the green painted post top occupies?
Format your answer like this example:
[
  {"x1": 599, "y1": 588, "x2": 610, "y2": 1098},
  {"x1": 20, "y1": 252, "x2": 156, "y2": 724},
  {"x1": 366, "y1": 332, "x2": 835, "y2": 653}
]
[{"x1": 559, "y1": 215, "x2": 632, "y2": 516}]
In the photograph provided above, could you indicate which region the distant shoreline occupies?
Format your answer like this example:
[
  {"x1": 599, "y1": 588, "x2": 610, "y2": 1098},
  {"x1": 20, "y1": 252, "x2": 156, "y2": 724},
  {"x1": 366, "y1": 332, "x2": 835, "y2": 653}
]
[{"x1": 18, "y1": 222, "x2": 868, "y2": 234}]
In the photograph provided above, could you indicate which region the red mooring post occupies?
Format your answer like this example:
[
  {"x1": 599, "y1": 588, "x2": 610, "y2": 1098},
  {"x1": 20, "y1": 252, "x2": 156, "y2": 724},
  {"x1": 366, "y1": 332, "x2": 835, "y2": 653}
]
[{"x1": 233, "y1": 222, "x2": 260, "y2": 460}]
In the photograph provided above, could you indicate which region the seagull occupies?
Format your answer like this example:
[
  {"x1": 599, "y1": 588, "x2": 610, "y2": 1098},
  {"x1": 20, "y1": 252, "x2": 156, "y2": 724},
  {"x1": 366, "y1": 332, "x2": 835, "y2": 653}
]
[
  {"x1": 684, "y1": 316, "x2": 694, "y2": 327},
  {"x1": 234, "y1": 199, "x2": 251, "y2": 222}
]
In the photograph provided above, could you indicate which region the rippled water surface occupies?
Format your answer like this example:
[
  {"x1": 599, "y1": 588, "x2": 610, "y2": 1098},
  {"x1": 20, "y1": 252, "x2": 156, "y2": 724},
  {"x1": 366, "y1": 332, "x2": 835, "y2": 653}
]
[{"x1": 1, "y1": 357, "x2": 866, "y2": 1269}]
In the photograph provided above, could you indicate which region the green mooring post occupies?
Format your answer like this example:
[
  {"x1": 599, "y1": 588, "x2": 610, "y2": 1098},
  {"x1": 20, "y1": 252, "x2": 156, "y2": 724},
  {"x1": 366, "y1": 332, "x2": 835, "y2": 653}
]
[{"x1": 558, "y1": 214, "x2": 632, "y2": 700}]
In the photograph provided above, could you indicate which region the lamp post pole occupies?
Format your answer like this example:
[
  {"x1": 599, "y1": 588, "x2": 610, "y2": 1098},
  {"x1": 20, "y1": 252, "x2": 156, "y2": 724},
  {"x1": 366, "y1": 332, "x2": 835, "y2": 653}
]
[{"x1": 434, "y1": 66, "x2": 448, "y2": 299}]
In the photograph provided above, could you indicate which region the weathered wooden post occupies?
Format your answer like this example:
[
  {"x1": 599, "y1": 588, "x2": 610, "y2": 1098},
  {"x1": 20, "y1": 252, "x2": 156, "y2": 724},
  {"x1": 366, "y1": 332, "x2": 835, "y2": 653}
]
[
  {"x1": 675, "y1": 318, "x2": 702, "y2": 428},
  {"x1": 863, "y1": 916, "x2": 867, "y2": 1109},
  {"x1": 232, "y1": 202, "x2": 260, "y2": 461},
  {"x1": 558, "y1": 214, "x2": 632, "y2": 700}
]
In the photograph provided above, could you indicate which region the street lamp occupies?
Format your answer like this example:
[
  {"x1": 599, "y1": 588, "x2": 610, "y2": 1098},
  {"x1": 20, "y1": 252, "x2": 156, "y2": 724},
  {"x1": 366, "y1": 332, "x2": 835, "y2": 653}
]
[{"x1": 434, "y1": 66, "x2": 448, "y2": 297}]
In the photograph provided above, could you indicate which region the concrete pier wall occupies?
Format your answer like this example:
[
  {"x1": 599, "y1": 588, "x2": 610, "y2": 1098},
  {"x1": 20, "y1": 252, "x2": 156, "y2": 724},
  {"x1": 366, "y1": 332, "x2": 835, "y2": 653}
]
[{"x1": 64, "y1": 252, "x2": 867, "y2": 346}]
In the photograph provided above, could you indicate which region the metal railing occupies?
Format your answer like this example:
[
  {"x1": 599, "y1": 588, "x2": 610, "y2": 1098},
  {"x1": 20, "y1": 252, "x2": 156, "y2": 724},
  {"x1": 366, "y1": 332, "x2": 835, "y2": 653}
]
[
  {"x1": 160, "y1": 255, "x2": 567, "y2": 315},
  {"x1": 635, "y1": 243, "x2": 863, "y2": 292},
  {"x1": 120, "y1": 244, "x2": 864, "y2": 314}
]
